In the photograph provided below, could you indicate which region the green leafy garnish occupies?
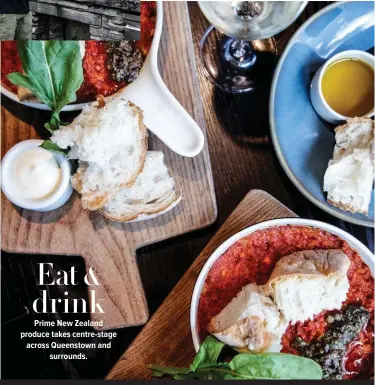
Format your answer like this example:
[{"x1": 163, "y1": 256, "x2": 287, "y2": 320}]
[
  {"x1": 150, "y1": 336, "x2": 323, "y2": 380},
  {"x1": 7, "y1": 40, "x2": 84, "y2": 152},
  {"x1": 39, "y1": 140, "x2": 69, "y2": 155}
]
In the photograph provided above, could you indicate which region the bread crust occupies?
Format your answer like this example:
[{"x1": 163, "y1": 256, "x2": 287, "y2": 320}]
[
  {"x1": 327, "y1": 198, "x2": 369, "y2": 216},
  {"x1": 265, "y1": 249, "x2": 350, "y2": 295},
  {"x1": 334, "y1": 117, "x2": 374, "y2": 135},
  {"x1": 72, "y1": 100, "x2": 148, "y2": 211},
  {"x1": 99, "y1": 193, "x2": 182, "y2": 222}
]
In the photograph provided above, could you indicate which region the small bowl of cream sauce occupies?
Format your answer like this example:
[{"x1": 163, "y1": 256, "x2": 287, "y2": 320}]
[{"x1": 1, "y1": 139, "x2": 73, "y2": 211}]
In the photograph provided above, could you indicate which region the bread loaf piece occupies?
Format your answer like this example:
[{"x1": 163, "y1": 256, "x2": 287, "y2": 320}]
[
  {"x1": 333, "y1": 117, "x2": 374, "y2": 160},
  {"x1": 208, "y1": 283, "x2": 287, "y2": 353},
  {"x1": 265, "y1": 249, "x2": 350, "y2": 324},
  {"x1": 52, "y1": 97, "x2": 148, "y2": 210},
  {"x1": 100, "y1": 151, "x2": 181, "y2": 222}
]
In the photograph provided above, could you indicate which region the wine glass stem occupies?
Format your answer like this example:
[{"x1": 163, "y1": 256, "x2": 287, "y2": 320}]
[{"x1": 228, "y1": 38, "x2": 256, "y2": 66}]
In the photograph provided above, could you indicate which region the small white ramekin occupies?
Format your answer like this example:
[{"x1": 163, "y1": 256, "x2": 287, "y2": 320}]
[
  {"x1": 190, "y1": 218, "x2": 375, "y2": 352},
  {"x1": 1, "y1": 139, "x2": 73, "y2": 212},
  {"x1": 310, "y1": 50, "x2": 374, "y2": 124}
]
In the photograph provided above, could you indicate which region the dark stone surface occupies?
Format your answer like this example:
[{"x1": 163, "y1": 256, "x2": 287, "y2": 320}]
[{"x1": 30, "y1": 0, "x2": 140, "y2": 40}]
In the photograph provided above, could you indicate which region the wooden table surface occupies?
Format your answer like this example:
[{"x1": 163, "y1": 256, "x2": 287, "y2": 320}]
[{"x1": 1, "y1": 1, "x2": 373, "y2": 379}]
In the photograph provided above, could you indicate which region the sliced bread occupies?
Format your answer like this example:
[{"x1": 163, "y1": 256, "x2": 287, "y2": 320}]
[
  {"x1": 52, "y1": 97, "x2": 148, "y2": 210},
  {"x1": 100, "y1": 151, "x2": 181, "y2": 222},
  {"x1": 265, "y1": 249, "x2": 350, "y2": 324},
  {"x1": 323, "y1": 118, "x2": 374, "y2": 215}
]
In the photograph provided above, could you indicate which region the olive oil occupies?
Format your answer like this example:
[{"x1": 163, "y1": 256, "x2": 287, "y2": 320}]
[{"x1": 321, "y1": 58, "x2": 374, "y2": 117}]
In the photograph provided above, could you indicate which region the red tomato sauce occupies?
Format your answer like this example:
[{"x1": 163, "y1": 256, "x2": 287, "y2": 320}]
[
  {"x1": 137, "y1": 1, "x2": 157, "y2": 55},
  {"x1": 77, "y1": 41, "x2": 126, "y2": 101},
  {"x1": 197, "y1": 225, "x2": 374, "y2": 379},
  {"x1": 0, "y1": 1, "x2": 156, "y2": 101},
  {"x1": 1, "y1": 41, "x2": 22, "y2": 93}
]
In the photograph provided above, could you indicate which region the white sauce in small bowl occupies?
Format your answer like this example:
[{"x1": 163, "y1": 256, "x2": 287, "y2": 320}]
[
  {"x1": 1, "y1": 140, "x2": 73, "y2": 212},
  {"x1": 11, "y1": 147, "x2": 61, "y2": 200}
]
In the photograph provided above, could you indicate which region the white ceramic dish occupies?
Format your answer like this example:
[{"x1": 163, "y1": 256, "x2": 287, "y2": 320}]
[
  {"x1": 1, "y1": 2, "x2": 204, "y2": 157},
  {"x1": 190, "y1": 217, "x2": 374, "y2": 352},
  {"x1": 1, "y1": 139, "x2": 73, "y2": 211},
  {"x1": 310, "y1": 50, "x2": 375, "y2": 124}
]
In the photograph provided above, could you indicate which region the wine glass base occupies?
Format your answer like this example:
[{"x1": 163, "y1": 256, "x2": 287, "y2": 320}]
[{"x1": 199, "y1": 26, "x2": 278, "y2": 93}]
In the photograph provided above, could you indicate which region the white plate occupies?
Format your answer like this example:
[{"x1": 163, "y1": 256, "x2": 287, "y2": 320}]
[
  {"x1": 1, "y1": 1, "x2": 204, "y2": 157},
  {"x1": 190, "y1": 217, "x2": 374, "y2": 352}
]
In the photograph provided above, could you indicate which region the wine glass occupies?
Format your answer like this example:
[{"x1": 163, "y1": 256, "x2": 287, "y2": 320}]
[{"x1": 198, "y1": 1, "x2": 308, "y2": 93}]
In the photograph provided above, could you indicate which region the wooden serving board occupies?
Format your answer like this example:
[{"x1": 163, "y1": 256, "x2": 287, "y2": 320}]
[
  {"x1": 107, "y1": 190, "x2": 297, "y2": 379},
  {"x1": 1, "y1": 2, "x2": 216, "y2": 330}
]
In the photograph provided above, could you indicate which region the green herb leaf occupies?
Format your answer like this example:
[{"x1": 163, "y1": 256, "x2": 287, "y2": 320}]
[
  {"x1": 8, "y1": 41, "x2": 83, "y2": 115},
  {"x1": 40, "y1": 140, "x2": 68, "y2": 155},
  {"x1": 44, "y1": 112, "x2": 62, "y2": 133},
  {"x1": 150, "y1": 337, "x2": 323, "y2": 380},
  {"x1": 190, "y1": 335, "x2": 225, "y2": 370},
  {"x1": 224, "y1": 353, "x2": 323, "y2": 380}
]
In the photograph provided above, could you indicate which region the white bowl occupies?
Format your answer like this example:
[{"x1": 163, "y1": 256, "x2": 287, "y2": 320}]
[
  {"x1": 310, "y1": 50, "x2": 375, "y2": 124},
  {"x1": 190, "y1": 217, "x2": 374, "y2": 352},
  {"x1": 1, "y1": 1, "x2": 204, "y2": 158},
  {"x1": 1, "y1": 139, "x2": 73, "y2": 211}
]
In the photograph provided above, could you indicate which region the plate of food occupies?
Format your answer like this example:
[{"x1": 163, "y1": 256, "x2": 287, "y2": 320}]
[
  {"x1": 0, "y1": 1, "x2": 204, "y2": 157},
  {"x1": 0, "y1": 2, "x2": 156, "y2": 110},
  {"x1": 270, "y1": 1, "x2": 374, "y2": 227},
  {"x1": 190, "y1": 218, "x2": 374, "y2": 380}
]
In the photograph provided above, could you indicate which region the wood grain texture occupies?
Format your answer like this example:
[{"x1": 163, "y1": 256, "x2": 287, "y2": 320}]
[
  {"x1": 107, "y1": 190, "x2": 297, "y2": 379},
  {"x1": 1, "y1": 1, "x2": 217, "y2": 330}
]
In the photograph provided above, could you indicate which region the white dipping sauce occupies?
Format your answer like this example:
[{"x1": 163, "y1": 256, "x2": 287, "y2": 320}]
[{"x1": 11, "y1": 148, "x2": 61, "y2": 200}]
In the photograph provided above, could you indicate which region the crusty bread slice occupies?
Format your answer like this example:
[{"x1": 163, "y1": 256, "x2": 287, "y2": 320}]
[
  {"x1": 208, "y1": 283, "x2": 287, "y2": 353},
  {"x1": 324, "y1": 118, "x2": 374, "y2": 216},
  {"x1": 333, "y1": 117, "x2": 374, "y2": 160},
  {"x1": 100, "y1": 151, "x2": 181, "y2": 222},
  {"x1": 52, "y1": 97, "x2": 147, "y2": 210},
  {"x1": 265, "y1": 249, "x2": 350, "y2": 324},
  {"x1": 325, "y1": 149, "x2": 373, "y2": 215}
]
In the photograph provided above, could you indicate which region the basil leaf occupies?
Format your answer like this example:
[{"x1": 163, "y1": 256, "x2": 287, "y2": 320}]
[
  {"x1": 150, "y1": 337, "x2": 323, "y2": 380},
  {"x1": 225, "y1": 353, "x2": 323, "y2": 380},
  {"x1": 190, "y1": 335, "x2": 225, "y2": 370},
  {"x1": 39, "y1": 140, "x2": 68, "y2": 155},
  {"x1": 8, "y1": 41, "x2": 83, "y2": 114},
  {"x1": 44, "y1": 112, "x2": 62, "y2": 133}
]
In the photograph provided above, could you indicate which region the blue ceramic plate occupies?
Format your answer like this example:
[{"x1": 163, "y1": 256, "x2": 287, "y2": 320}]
[{"x1": 270, "y1": 1, "x2": 374, "y2": 228}]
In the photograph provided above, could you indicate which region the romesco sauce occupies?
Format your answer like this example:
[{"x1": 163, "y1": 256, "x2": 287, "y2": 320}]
[
  {"x1": 197, "y1": 225, "x2": 374, "y2": 379},
  {"x1": 1, "y1": 41, "x2": 22, "y2": 93}
]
